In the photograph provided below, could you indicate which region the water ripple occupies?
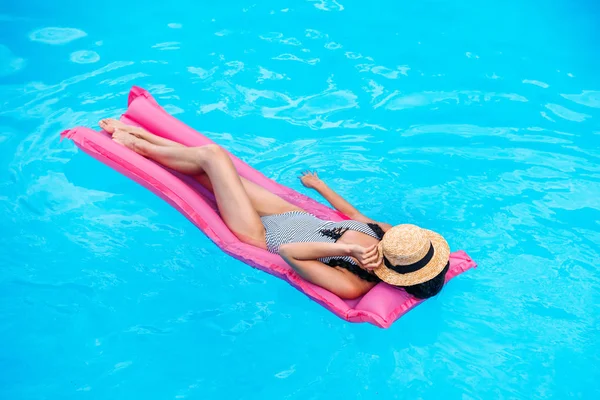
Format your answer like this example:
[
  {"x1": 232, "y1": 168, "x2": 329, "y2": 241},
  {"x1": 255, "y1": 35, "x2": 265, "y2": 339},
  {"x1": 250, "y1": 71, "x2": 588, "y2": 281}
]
[
  {"x1": 523, "y1": 79, "x2": 550, "y2": 88},
  {"x1": 0, "y1": 44, "x2": 26, "y2": 76},
  {"x1": 399, "y1": 124, "x2": 573, "y2": 144},
  {"x1": 308, "y1": 0, "x2": 345, "y2": 12},
  {"x1": 29, "y1": 27, "x2": 87, "y2": 44},
  {"x1": 69, "y1": 50, "x2": 100, "y2": 64},
  {"x1": 545, "y1": 103, "x2": 590, "y2": 122},
  {"x1": 561, "y1": 91, "x2": 600, "y2": 108},
  {"x1": 188, "y1": 66, "x2": 218, "y2": 80},
  {"x1": 152, "y1": 42, "x2": 181, "y2": 51},
  {"x1": 272, "y1": 53, "x2": 320, "y2": 65},
  {"x1": 379, "y1": 90, "x2": 528, "y2": 110},
  {"x1": 257, "y1": 66, "x2": 287, "y2": 82}
]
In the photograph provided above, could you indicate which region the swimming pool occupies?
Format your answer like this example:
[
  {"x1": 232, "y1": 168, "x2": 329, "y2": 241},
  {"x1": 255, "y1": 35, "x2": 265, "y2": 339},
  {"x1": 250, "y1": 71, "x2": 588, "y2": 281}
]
[{"x1": 1, "y1": 0, "x2": 599, "y2": 398}]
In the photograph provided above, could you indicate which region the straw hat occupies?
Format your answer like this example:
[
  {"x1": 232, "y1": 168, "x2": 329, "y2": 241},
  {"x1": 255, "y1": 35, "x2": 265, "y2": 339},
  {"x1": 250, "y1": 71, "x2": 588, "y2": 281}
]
[{"x1": 373, "y1": 224, "x2": 450, "y2": 286}]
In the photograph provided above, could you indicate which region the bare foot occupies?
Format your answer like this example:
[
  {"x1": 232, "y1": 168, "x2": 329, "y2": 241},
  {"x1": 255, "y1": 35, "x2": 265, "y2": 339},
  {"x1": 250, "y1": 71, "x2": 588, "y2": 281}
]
[
  {"x1": 99, "y1": 118, "x2": 134, "y2": 135},
  {"x1": 112, "y1": 129, "x2": 138, "y2": 149},
  {"x1": 112, "y1": 129, "x2": 153, "y2": 157}
]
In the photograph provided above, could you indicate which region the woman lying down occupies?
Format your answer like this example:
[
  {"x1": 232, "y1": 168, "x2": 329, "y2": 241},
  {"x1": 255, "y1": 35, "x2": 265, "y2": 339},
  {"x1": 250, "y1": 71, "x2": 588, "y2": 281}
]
[{"x1": 99, "y1": 118, "x2": 451, "y2": 300}]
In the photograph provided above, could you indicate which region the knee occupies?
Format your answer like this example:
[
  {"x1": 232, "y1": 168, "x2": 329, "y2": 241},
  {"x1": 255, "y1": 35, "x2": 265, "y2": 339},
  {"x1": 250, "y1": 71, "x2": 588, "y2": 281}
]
[
  {"x1": 197, "y1": 144, "x2": 226, "y2": 157},
  {"x1": 203, "y1": 144, "x2": 223, "y2": 153},
  {"x1": 195, "y1": 144, "x2": 228, "y2": 166}
]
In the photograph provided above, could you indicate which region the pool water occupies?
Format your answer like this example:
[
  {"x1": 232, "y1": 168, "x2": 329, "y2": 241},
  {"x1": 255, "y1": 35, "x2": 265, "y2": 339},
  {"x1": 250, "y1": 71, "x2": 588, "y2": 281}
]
[{"x1": 1, "y1": 0, "x2": 600, "y2": 398}]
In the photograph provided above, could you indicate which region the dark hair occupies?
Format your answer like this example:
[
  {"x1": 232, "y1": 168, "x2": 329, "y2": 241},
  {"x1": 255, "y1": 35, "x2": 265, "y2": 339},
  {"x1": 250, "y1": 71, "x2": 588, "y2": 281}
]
[
  {"x1": 402, "y1": 262, "x2": 449, "y2": 299},
  {"x1": 367, "y1": 223, "x2": 448, "y2": 299},
  {"x1": 366, "y1": 223, "x2": 386, "y2": 239}
]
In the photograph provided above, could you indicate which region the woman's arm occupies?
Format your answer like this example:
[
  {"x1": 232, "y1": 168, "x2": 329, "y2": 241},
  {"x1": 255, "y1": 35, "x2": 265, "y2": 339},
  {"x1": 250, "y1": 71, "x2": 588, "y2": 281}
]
[
  {"x1": 300, "y1": 171, "x2": 393, "y2": 232},
  {"x1": 313, "y1": 181, "x2": 361, "y2": 218},
  {"x1": 280, "y1": 241, "x2": 353, "y2": 260},
  {"x1": 279, "y1": 242, "x2": 373, "y2": 299},
  {"x1": 279, "y1": 242, "x2": 380, "y2": 267},
  {"x1": 281, "y1": 257, "x2": 365, "y2": 299}
]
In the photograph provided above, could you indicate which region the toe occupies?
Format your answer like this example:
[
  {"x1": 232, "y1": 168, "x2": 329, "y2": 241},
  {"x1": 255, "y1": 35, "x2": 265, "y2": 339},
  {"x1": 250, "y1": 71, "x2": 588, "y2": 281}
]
[
  {"x1": 100, "y1": 118, "x2": 125, "y2": 134},
  {"x1": 99, "y1": 119, "x2": 116, "y2": 134}
]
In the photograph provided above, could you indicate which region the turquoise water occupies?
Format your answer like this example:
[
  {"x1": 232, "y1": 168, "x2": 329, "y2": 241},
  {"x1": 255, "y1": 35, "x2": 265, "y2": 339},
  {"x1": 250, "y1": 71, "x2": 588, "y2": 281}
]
[{"x1": 1, "y1": 0, "x2": 600, "y2": 398}]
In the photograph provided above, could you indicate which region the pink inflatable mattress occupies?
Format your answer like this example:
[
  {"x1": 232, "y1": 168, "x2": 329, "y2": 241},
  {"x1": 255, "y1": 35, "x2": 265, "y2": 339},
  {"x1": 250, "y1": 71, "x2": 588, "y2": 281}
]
[{"x1": 60, "y1": 86, "x2": 476, "y2": 328}]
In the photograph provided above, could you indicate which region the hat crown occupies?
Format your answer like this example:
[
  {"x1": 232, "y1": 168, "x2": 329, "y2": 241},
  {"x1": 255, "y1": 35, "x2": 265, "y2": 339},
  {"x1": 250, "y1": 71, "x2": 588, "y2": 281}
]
[{"x1": 382, "y1": 224, "x2": 431, "y2": 265}]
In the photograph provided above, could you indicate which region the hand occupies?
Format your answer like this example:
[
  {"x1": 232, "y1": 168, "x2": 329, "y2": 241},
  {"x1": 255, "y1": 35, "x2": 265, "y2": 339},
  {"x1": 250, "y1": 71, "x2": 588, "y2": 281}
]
[
  {"x1": 299, "y1": 170, "x2": 324, "y2": 189},
  {"x1": 350, "y1": 244, "x2": 382, "y2": 270}
]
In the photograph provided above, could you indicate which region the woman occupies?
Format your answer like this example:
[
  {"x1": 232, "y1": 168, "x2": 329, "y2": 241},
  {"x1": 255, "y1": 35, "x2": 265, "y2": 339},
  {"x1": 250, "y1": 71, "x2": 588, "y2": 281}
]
[{"x1": 99, "y1": 119, "x2": 451, "y2": 300}]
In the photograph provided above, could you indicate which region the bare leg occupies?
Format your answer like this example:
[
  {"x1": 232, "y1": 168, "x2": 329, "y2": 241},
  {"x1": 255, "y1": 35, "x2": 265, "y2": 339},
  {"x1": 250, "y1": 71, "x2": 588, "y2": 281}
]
[
  {"x1": 193, "y1": 174, "x2": 303, "y2": 216},
  {"x1": 113, "y1": 129, "x2": 268, "y2": 247},
  {"x1": 100, "y1": 119, "x2": 182, "y2": 148},
  {"x1": 102, "y1": 119, "x2": 303, "y2": 216}
]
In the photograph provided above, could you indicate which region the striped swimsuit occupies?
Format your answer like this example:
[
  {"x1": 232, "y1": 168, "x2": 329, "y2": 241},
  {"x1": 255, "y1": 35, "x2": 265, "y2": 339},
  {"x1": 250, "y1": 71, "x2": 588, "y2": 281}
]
[{"x1": 261, "y1": 211, "x2": 381, "y2": 282}]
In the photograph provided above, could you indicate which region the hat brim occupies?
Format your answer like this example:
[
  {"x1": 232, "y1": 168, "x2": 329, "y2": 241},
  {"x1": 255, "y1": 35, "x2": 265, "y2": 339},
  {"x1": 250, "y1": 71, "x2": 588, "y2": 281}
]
[{"x1": 373, "y1": 229, "x2": 450, "y2": 286}]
